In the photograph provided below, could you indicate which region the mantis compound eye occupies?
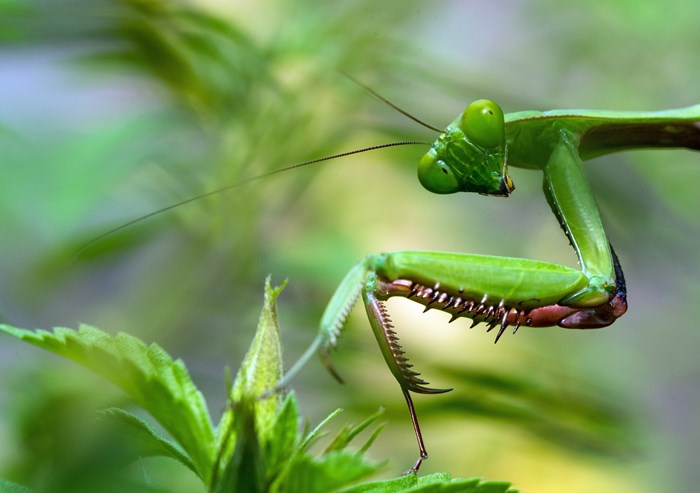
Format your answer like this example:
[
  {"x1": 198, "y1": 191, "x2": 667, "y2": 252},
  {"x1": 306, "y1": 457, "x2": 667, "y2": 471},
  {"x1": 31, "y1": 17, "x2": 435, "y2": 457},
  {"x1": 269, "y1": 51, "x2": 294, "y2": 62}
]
[
  {"x1": 460, "y1": 99, "x2": 505, "y2": 150},
  {"x1": 418, "y1": 150, "x2": 460, "y2": 194}
]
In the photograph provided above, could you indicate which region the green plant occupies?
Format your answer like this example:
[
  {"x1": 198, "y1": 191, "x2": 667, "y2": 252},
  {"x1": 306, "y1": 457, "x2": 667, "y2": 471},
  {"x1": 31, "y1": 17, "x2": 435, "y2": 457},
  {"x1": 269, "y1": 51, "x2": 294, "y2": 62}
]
[{"x1": 0, "y1": 279, "x2": 519, "y2": 493}]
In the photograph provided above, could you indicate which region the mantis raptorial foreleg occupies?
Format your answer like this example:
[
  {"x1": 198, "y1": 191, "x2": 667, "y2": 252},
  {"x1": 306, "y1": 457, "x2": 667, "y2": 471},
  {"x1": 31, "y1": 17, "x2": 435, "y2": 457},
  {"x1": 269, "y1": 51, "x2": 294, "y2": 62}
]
[{"x1": 318, "y1": 251, "x2": 625, "y2": 471}]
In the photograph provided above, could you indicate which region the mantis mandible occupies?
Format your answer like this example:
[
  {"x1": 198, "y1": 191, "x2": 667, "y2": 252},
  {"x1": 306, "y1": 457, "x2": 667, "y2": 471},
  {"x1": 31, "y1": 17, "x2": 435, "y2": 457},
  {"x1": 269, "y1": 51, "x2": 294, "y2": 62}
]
[{"x1": 82, "y1": 82, "x2": 700, "y2": 473}]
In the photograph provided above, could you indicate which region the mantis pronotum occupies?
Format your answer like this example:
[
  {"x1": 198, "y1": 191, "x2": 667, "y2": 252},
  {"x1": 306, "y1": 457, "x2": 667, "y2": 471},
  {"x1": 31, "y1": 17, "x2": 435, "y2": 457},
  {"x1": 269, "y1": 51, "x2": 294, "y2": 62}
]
[{"x1": 84, "y1": 82, "x2": 700, "y2": 472}]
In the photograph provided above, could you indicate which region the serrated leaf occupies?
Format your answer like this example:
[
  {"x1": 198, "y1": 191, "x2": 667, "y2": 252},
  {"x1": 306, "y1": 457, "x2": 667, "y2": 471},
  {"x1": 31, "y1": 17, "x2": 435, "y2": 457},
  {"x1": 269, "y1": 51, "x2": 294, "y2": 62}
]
[
  {"x1": 335, "y1": 473, "x2": 418, "y2": 493},
  {"x1": 282, "y1": 451, "x2": 380, "y2": 493},
  {"x1": 410, "y1": 473, "x2": 518, "y2": 493},
  {"x1": 0, "y1": 324, "x2": 215, "y2": 485},
  {"x1": 99, "y1": 408, "x2": 197, "y2": 473},
  {"x1": 338, "y1": 473, "x2": 519, "y2": 493},
  {"x1": 0, "y1": 480, "x2": 34, "y2": 493}
]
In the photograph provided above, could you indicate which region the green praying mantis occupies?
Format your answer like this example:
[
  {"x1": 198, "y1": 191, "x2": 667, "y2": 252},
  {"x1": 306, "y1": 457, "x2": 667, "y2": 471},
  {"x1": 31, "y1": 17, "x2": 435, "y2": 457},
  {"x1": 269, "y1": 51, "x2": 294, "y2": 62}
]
[
  {"x1": 279, "y1": 96, "x2": 700, "y2": 472},
  {"x1": 83, "y1": 81, "x2": 700, "y2": 473}
]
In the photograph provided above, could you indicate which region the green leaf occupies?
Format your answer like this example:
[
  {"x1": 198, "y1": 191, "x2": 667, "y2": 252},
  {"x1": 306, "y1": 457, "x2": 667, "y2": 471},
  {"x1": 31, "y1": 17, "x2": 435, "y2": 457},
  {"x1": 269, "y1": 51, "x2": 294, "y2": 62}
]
[
  {"x1": 262, "y1": 392, "x2": 301, "y2": 482},
  {"x1": 0, "y1": 324, "x2": 215, "y2": 485},
  {"x1": 271, "y1": 407, "x2": 386, "y2": 493},
  {"x1": 213, "y1": 398, "x2": 264, "y2": 493},
  {"x1": 337, "y1": 473, "x2": 520, "y2": 493},
  {"x1": 431, "y1": 364, "x2": 635, "y2": 458},
  {"x1": 323, "y1": 407, "x2": 384, "y2": 454},
  {"x1": 99, "y1": 408, "x2": 197, "y2": 473},
  {"x1": 298, "y1": 408, "x2": 344, "y2": 453},
  {"x1": 0, "y1": 479, "x2": 34, "y2": 493},
  {"x1": 213, "y1": 277, "x2": 288, "y2": 486},
  {"x1": 282, "y1": 451, "x2": 380, "y2": 493},
  {"x1": 336, "y1": 474, "x2": 417, "y2": 493},
  {"x1": 231, "y1": 276, "x2": 287, "y2": 435}
]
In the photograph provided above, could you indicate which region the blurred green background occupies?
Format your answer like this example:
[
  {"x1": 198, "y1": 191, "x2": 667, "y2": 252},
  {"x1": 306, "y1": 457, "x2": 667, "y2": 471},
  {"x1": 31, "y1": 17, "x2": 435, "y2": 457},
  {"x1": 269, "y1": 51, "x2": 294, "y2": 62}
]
[{"x1": 1, "y1": 0, "x2": 699, "y2": 492}]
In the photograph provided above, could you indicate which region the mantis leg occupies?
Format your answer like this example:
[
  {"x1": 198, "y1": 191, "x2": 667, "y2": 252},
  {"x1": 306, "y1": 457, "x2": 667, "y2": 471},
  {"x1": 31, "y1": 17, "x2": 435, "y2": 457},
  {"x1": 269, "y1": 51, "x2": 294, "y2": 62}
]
[{"x1": 313, "y1": 244, "x2": 626, "y2": 471}]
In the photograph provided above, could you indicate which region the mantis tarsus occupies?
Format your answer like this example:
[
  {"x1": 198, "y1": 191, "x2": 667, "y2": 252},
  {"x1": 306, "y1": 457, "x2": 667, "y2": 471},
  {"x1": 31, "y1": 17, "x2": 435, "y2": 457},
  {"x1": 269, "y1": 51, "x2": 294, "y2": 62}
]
[{"x1": 85, "y1": 82, "x2": 700, "y2": 473}]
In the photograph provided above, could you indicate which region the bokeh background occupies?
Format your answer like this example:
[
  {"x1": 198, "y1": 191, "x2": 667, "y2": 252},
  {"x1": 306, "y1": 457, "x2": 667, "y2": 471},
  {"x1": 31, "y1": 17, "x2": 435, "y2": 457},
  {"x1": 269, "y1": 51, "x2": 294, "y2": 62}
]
[{"x1": 1, "y1": 0, "x2": 699, "y2": 492}]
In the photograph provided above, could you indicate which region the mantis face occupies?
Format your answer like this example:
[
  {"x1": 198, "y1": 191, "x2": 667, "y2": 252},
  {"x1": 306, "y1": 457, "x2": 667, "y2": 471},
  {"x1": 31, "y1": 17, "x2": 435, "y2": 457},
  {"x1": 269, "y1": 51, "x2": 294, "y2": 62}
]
[{"x1": 418, "y1": 99, "x2": 514, "y2": 196}]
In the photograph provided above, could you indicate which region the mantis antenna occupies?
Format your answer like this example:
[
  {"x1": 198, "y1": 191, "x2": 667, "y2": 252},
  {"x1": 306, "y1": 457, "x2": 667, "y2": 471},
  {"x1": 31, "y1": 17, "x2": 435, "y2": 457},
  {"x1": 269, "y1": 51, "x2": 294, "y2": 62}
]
[
  {"x1": 74, "y1": 78, "x2": 440, "y2": 260},
  {"x1": 73, "y1": 140, "x2": 429, "y2": 261},
  {"x1": 342, "y1": 73, "x2": 443, "y2": 133}
]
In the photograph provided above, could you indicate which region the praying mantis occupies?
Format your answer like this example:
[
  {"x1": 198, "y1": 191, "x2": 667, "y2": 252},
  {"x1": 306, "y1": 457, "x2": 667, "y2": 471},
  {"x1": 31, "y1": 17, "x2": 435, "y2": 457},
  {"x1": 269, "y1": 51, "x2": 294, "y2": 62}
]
[
  {"x1": 83, "y1": 82, "x2": 700, "y2": 473},
  {"x1": 276, "y1": 94, "x2": 700, "y2": 472}
]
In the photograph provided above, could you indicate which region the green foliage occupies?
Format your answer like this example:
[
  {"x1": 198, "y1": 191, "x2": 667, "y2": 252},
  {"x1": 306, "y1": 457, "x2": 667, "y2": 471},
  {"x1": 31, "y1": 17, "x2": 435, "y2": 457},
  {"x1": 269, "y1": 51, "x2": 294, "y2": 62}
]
[
  {"x1": 98, "y1": 408, "x2": 197, "y2": 473},
  {"x1": 339, "y1": 473, "x2": 517, "y2": 493},
  {"x1": 0, "y1": 279, "x2": 518, "y2": 492},
  {"x1": 427, "y1": 364, "x2": 635, "y2": 458},
  {"x1": 230, "y1": 279, "x2": 286, "y2": 438},
  {"x1": 0, "y1": 479, "x2": 33, "y2": 493},
  {"x1": 0, "y1": 324, "x2": 216, "y2": 484}
]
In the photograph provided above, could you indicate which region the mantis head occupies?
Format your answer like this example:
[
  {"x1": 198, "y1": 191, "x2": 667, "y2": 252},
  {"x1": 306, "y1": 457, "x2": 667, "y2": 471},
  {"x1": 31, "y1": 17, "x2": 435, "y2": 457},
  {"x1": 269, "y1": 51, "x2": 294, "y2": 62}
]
[{"x1": 418, "y1": 99, "x2": 514, "y2": 196}]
